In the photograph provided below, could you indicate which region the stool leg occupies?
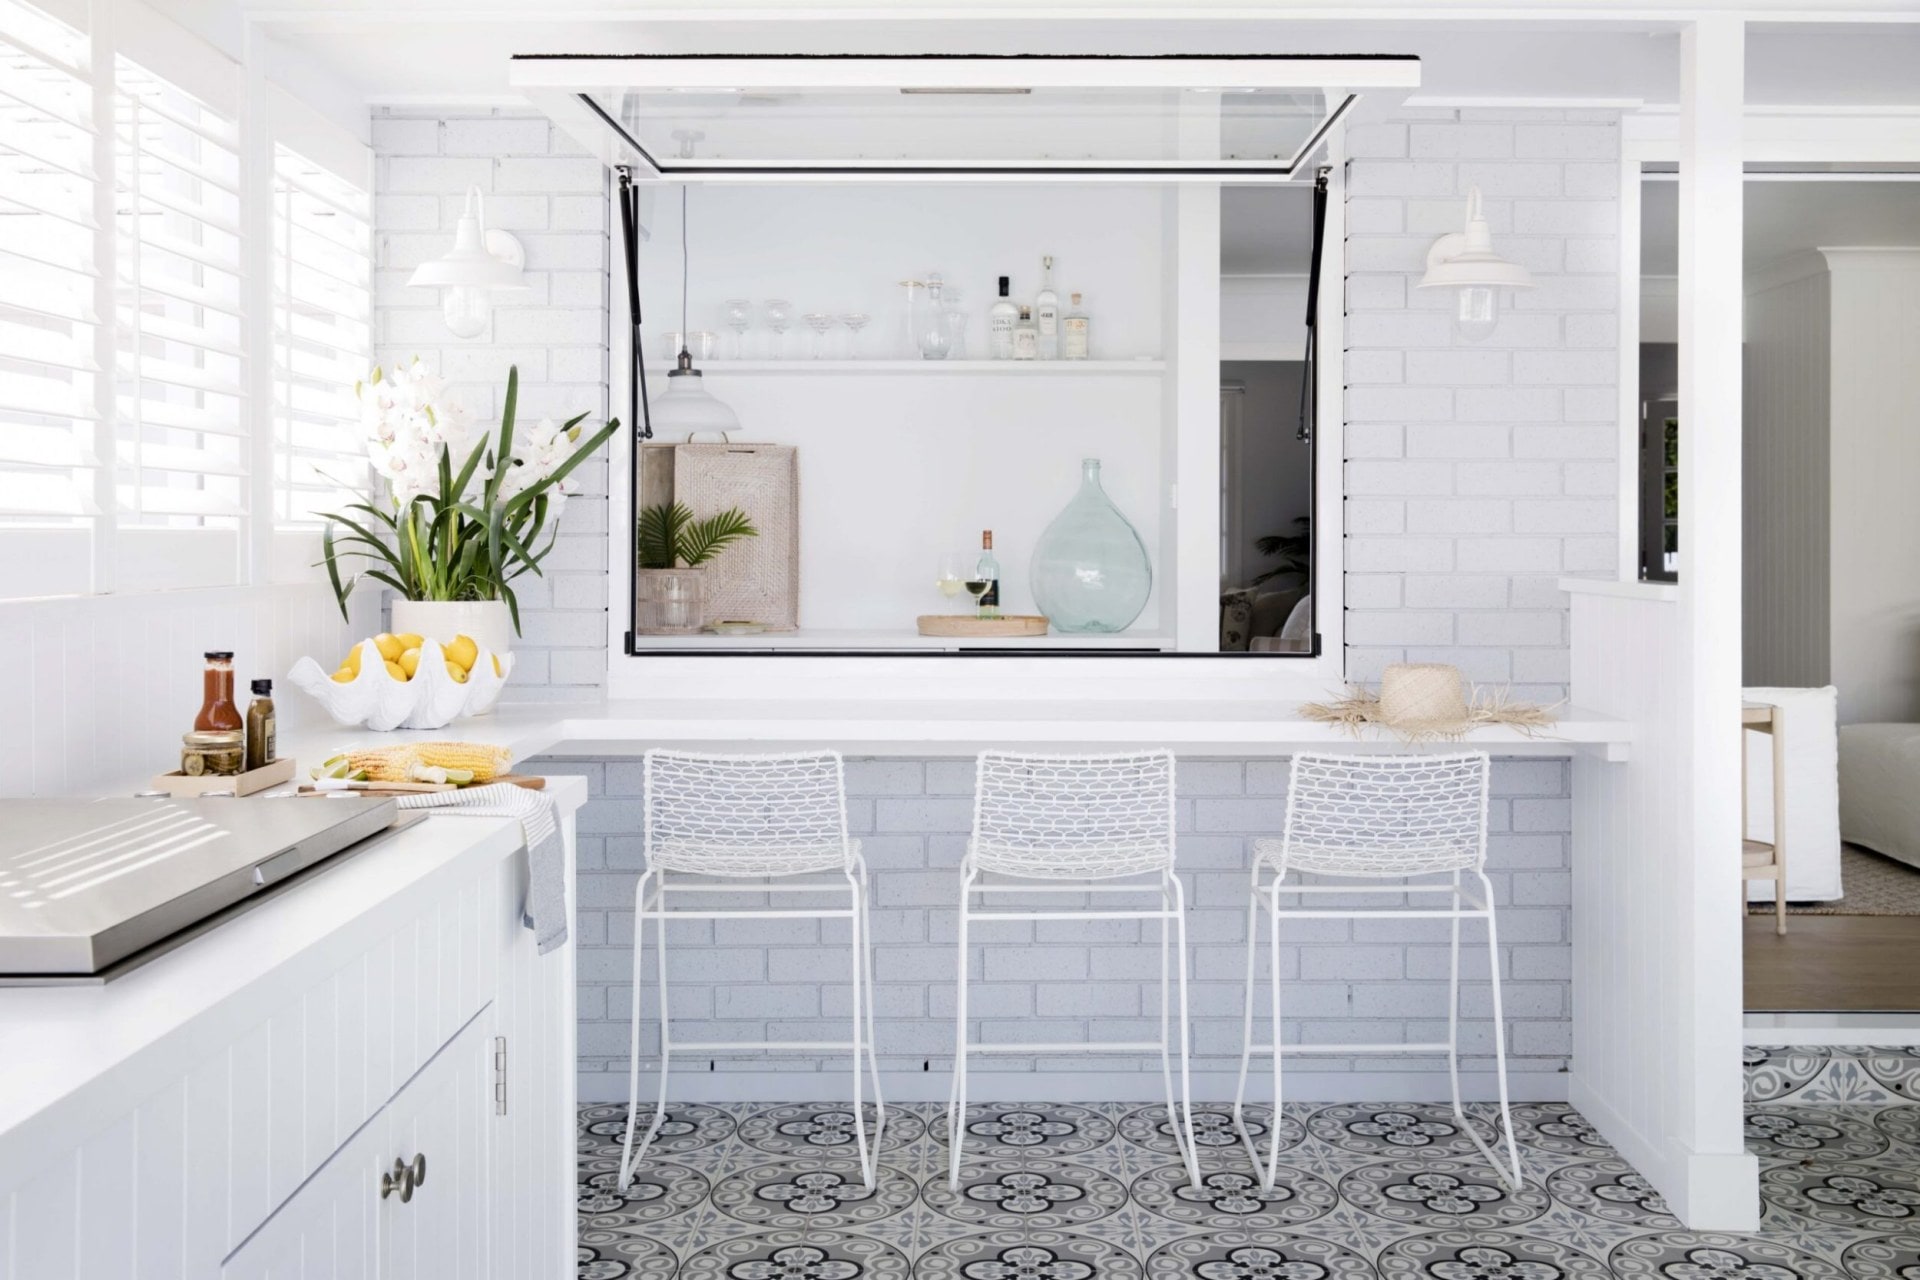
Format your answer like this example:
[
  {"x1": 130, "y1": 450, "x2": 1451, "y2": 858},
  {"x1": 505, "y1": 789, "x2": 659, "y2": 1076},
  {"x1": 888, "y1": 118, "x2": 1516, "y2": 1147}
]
[
  {"x1": 845, "y1": 866, "x2": 874, "y2": 1189},
  {"x1": 1474, "y1": 869, "x2": 1524, "y2": 1190},
  {"x1": 1262, "y1": 887, "x2": 1285, "y2": 1192},
  {"x1": 947, "y1": 866, "x2": 976, "y2": 1191},
  {"x1": 1167, "y1": 871, "x2": 1202, "y2": 1190},
  {"x1": 857, "y1": 857, "x2": 888, "y2": 1159},
  {"x1": 1446, "y1": 871, "x2": 1465, "y2": 1133},
  {"x1": 1232, "y1": 867, "x2": 1261, "y2": 1176},
  {"x1": 620, "y1": 869, "x2": 661, "y2": 1190}
]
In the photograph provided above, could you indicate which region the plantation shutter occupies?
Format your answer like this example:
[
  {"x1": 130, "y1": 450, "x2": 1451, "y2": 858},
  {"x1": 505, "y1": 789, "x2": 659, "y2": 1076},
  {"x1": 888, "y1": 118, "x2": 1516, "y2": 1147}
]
[
  {"x1": 0, "y1": 0, "x2": 101, "y2": 597},
  {"x1": 271, "y1": 145, "x2": 371, "y2": 533},
  {"x1": 112, "y1": 45, "x2": 245, "y2": 587}
]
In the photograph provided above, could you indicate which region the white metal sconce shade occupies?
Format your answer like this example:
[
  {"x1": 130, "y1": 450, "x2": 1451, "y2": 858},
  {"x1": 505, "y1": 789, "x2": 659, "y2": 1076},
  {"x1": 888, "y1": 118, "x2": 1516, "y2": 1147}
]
[
  {"x1": 408, "y1": 186, "x2": 529, "y2": 338},
  {"x1": 1418, "y1": 187, "x2": 1534, "y2": 343}
]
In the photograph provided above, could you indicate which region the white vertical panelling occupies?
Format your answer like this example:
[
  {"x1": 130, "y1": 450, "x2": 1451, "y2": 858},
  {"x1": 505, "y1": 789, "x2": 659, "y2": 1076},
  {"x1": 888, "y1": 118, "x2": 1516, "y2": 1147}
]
[
  {"x1": 228, "y1": 1023, "x2": 273, "y2": 1249},
  {"x1": 76, "y1": 1115, "x2": 135, "y2": 1280},
  {"x1": 1741, "y1": 258, "x2": 1831, "y2": 690},
  {"x1": 135, "y1": 1081, "x2": 187, "y2": 1279},
  {"x1": 1825, "y1": 249, "x2": 1920, "y2": 725},
  {"x1": 10, "y1": 1154, "x2": 77, "y2": 1280},
  {"x1": 183, "y1": 1049, "x2": 233, "y2": 1275}
]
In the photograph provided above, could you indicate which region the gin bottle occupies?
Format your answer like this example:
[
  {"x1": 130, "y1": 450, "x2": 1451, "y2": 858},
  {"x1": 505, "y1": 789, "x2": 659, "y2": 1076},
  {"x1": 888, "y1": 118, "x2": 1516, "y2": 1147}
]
[
  {"x1": 1034, "y1": 255, "x2": 1060, "y2": 359},
  {"x1": 988, "y1": 275, "x2": 1018, "y2": 360},
  {"x1": 1063, "y1": 292, "x2": 1090, "y2": 361},
  {"x1": 1012, "y1": 307, "x2": 1038, "y2": 361}
]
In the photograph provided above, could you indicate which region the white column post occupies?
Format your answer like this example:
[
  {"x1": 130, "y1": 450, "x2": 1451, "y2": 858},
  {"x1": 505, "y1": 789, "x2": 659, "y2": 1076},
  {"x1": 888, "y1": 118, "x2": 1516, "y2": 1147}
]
[{"x1": 1677, "y1": 13, "x2": 1758, "y2": 1231}]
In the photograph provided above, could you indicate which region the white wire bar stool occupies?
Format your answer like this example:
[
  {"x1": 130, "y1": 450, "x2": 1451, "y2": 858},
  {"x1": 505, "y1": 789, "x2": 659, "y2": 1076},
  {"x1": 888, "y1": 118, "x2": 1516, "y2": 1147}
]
[
  {"x1": 620, "y1": 749, "x2": 885, "y2": 1190},
  {"x1": 1232, "y1": 751, "x2": 1523, "y2": 1192},
  {"x1": 949, "y1": 750, "x2": 1201, "y2": 1191}
]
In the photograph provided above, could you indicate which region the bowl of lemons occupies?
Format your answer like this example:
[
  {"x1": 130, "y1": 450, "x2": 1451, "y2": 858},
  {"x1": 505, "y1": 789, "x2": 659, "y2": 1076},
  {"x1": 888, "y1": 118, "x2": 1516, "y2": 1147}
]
[{"x1": 287, "y1": 631, "x2": 512, "y2": 731}]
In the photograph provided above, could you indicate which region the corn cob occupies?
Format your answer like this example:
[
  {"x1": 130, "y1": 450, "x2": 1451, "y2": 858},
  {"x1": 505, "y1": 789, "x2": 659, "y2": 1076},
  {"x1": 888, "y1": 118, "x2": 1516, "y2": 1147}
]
[{"x1": 348, "y1": 741, "x2": 513, "y2": 783}]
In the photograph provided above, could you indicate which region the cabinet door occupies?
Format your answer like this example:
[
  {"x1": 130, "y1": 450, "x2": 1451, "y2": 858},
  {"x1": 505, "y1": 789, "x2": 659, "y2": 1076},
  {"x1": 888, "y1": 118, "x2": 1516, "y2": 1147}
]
[
  {"x1": 220, "y1": 1122, "x2": 381, "y2": 1280},
  {"x1": 381, "y1": 1009, "x2": 495, "y2": 1280}
]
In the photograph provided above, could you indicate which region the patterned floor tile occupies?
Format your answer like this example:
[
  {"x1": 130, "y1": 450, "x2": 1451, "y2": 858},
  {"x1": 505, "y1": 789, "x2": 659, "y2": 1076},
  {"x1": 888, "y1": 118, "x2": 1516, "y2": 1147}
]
[{"x1": 576, "y1": 1098, "x2": 1920, "y2": 1279}]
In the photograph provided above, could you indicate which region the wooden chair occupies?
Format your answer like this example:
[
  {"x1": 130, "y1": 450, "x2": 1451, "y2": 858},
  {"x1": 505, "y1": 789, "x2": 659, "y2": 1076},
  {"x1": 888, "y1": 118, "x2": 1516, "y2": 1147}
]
[{"x1": 1743, "y1": 702, "x2": 1788, "y2": 935}]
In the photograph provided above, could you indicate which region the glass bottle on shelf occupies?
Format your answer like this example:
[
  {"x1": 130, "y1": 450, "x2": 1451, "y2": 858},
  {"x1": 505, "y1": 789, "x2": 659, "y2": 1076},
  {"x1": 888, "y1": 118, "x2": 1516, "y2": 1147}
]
[
  {"x1": 1012, "y1": 307, "x2": 1038, "y2": 361},
  {"x1": 988, "y1": 275, "x2": 1018, "y2": 360},
  {"x1": 194, "y1": 651, "x2": 242, "y2": 732},
  {"x1": 973, "y1": 530, "x2": 1001, "y2": 616},
  {"x1": 1034, "y1": 255, "x2": 1060, "y2": 360},
  {"x1": 918, "y1": 273, "x2": 953, "y2": 360},
  {"x1": 942, "y1": 283, "x2": 970, "y2": 360},
  {"x1": 1063, "y1": 292, "x2": 1090, "y2": 361}
]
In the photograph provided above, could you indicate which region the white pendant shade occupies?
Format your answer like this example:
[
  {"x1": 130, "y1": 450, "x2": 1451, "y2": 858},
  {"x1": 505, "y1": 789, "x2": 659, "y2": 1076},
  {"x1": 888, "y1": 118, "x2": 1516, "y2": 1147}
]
[
  {"x1": 649, "y1": 368, "x2": 740, "y2": 435},
  {"x1": 408, "y1": 187, "x2": 531, "y2": 291}
]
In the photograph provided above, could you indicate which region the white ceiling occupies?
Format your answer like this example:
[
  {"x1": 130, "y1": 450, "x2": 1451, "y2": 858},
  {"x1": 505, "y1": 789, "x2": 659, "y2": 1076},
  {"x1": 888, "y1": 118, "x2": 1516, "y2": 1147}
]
[{"x1": 1641, "y1": 179, "x2": 1920, "y2": 276}]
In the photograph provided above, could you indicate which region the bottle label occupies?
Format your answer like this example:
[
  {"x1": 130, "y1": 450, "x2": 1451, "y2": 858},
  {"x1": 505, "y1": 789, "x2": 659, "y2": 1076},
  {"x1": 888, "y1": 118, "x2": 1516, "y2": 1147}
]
[
  {"x1": 1064, "y1": 317, "x2": 1089, "y2": 359},
  {"x1": 1037, "y1": 305, "x2": 1059, "y2": 336},
  {"x1": 1014, "y1": 329, "x2": 1038, "y2": 360}
]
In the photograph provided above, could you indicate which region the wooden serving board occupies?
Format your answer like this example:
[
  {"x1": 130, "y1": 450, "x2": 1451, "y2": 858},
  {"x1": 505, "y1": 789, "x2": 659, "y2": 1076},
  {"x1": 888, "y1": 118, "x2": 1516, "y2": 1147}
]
[
  {"x1": 916, "y1": 614, "x2": 1050, "y2": 638},
  {"x1": 296, "y1": 773, "x2": 548, "y2": 797}
]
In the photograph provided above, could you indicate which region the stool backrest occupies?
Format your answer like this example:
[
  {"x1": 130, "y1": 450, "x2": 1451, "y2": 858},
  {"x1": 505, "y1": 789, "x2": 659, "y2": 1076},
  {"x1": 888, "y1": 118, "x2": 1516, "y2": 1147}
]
[
  {"x1": 971, "y1": 750, "x2": 1176, "y2": 879},
  {"x1": 1277, "y1": 752, "x2": 1490, "y2": 877},
  {"x1": 643, "y1": 749, "x2": 851, "y2": 876}
]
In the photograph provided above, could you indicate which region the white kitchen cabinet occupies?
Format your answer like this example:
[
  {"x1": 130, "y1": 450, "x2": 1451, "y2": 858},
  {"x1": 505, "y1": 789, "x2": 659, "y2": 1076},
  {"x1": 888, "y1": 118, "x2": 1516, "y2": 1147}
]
[{"x1": 0, "y1": 790, "x2": 583, "y2": 1280}]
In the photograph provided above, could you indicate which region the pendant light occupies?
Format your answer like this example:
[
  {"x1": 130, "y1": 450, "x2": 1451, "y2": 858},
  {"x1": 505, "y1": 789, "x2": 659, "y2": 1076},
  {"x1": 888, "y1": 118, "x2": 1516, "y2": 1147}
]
[
  {"x1": 407, "y1": 186, "x2": 529, "y2": 338},
  {"x1": 1417, "y1": 187, "x2": 1535, "y2": 343},
  {"x1": 648, "y1": 185, "x2": 739, "y2": 435}
]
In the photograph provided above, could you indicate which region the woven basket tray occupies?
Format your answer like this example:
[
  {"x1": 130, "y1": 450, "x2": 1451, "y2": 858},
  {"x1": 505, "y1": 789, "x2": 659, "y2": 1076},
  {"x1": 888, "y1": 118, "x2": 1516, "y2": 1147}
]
[{"x1": 642, "y1": 440, "x2": 799, "y2": 630}]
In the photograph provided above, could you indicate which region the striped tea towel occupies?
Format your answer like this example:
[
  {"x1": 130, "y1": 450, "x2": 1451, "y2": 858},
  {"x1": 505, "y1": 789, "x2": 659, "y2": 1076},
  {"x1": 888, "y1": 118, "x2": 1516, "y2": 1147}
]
[{"x1": 396, "y1": 783, "x2": 568, "y2": 954}]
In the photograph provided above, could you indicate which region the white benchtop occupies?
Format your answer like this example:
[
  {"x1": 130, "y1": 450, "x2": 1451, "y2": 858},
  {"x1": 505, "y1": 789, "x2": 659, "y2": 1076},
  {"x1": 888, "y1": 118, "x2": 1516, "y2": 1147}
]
[
  {"x1": 0, "y1": 777, "x2": 588, "y2": 1186},
  {"x1": 276, "y1": 698, "x2": 1634, "y2": 775}
]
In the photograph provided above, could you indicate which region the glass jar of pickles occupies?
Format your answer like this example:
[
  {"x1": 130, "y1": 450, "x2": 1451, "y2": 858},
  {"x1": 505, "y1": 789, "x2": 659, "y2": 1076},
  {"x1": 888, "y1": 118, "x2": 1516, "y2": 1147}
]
[{"x1": 182, "y1": 729, "x2": 245, "y2": 777}]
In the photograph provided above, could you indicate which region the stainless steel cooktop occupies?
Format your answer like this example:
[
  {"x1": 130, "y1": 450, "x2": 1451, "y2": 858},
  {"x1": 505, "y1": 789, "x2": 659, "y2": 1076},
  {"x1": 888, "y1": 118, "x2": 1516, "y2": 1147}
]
[{"x1": 0, "y1": 797, "x2": 398, "y2": 980}]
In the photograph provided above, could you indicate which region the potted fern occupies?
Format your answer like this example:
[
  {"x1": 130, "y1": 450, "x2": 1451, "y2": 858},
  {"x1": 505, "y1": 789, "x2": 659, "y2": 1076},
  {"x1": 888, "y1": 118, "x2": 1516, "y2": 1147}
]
[{"x1": 636, "y1": 502, "x2": 758, "y2": 634}]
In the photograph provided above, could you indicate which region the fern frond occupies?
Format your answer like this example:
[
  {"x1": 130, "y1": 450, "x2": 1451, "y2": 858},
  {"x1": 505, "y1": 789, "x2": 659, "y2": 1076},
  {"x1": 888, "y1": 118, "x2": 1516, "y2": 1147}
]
[
  {"x1": 638, "y1": 502, "x2": 692, "y2": 569},
  {"x1": 678, "y1": 508, "x2": 758, "y2": 568}
]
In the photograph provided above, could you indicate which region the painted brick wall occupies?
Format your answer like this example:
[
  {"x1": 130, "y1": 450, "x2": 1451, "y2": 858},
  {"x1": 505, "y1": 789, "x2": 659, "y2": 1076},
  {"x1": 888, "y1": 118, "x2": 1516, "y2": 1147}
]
[
  {"x1": 368, "y1": 108, "x2": 1606, "y2": 1102},
  {"x1": 558, "y1": 753, "x2": 1572, "y2": 1102},
  {"x1": 372, "y1": 107, "x2": 611, "y2": 701},
  {"x1": 1343, "y1": 108, "x2": 1621, "y2": 700}
]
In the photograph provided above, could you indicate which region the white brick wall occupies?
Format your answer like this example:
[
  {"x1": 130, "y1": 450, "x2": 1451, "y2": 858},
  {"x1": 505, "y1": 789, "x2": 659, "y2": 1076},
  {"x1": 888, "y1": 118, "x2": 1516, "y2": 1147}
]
[
  {"x1": 366, "y1": 106, "x2": 1612, "y2": 1102},
  {"x1": 1344, "y1": 108, "x2": 1620, "y2": 699},
  {"x1": 372, "y1": 107, "x2": 611, "y2": 701}
]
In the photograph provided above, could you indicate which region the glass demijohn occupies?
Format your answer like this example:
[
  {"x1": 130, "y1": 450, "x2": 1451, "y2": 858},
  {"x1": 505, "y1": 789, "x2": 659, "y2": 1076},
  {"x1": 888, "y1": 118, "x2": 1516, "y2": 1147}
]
[{"x1": 1029, "y1": 459, "x2": 1153, "y2": 634}]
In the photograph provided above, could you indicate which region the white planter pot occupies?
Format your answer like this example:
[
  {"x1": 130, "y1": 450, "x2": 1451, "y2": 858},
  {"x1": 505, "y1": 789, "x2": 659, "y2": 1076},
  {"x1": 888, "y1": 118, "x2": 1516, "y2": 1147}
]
[{"x1": 390, "y1": 599, "x2": 515, "y2": 660}]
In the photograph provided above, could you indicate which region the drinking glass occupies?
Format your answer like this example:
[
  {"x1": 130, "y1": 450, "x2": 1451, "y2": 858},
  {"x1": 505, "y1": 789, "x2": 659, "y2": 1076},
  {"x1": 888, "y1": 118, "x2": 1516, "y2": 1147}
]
[
  {"x1": 802, "y1": 312, "x2": 836, "y2": 359},
  {"x1": 762, "y1": 299, "x2": 793, "y2": 359},
  {"x1": 934, "y1": 552, "x2": 969, "y2": 606},
  {"x1": 840, "y1": 312, "x2": 871, "y2": 358},
  {"x1": 964, "y1": 576, "x2": 994, "y2": 618},
  {"x1": 917, "y1": 274, "x2": 952, "y2": 361},
  {"x1": 896, "y1": 280, "x2": 925, "y2": 359},
  {"x1": 723, "y1": 298, "x2": 753, "y2": 359},
  {"x1": 658, "y1": 330, "x2": 717, "y2": 361}
]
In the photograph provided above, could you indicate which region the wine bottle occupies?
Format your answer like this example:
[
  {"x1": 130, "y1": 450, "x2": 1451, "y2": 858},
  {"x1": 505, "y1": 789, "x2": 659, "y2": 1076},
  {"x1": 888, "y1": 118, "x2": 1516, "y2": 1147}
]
[{"x1": 976, "y1": 530, "x2": 1001, "y2": 614}]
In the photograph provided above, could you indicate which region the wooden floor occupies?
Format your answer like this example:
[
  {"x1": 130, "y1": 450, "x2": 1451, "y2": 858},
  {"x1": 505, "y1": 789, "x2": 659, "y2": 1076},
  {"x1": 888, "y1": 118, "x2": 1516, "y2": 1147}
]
[{"x1": 1746, "y1": 913, "x2": 1920, "y2": 1011}]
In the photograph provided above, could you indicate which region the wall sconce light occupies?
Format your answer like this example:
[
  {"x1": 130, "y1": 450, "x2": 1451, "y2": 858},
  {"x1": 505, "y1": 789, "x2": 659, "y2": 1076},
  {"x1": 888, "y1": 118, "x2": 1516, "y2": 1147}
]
[
  {"x1": 1417, "y1": 186, "x2": 1534, "y2": 342},
  {"x1": 408, "y1": 186, "x2": 529, "y2": 338}
]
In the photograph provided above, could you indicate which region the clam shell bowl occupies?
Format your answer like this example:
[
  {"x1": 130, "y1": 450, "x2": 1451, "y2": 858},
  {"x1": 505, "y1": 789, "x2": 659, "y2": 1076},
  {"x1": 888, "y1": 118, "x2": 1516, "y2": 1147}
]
[{"x1": 288, "y1": 638, "x2": 513, "y2": 731}]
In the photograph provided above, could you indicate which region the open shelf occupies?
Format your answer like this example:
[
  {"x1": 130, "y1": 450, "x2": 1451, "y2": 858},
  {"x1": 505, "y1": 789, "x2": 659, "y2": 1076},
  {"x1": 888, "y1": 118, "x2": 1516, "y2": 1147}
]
[
  {"x1": 644, "y1": 359, "x2": 1165, "y2": 376},
  {"x1": 630, "y1": 627, "x2": 1174, "y2": 652}
]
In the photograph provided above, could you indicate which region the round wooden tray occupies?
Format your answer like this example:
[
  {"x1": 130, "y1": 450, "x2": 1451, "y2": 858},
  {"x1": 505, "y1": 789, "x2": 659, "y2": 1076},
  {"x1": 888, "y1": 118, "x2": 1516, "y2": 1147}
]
[{"x1": 916, "y1": 614, "x2": 1050, "y2": 638}]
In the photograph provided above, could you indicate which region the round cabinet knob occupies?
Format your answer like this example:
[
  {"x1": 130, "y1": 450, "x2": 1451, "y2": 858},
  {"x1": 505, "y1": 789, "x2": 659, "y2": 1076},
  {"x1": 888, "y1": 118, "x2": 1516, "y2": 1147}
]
[
  {"x1": 381, "y1": 1157, "x2": 416, "y2": 1203},
  {"x1": 410, "y1": 1152, "x2": 427, "y2": 1188}
]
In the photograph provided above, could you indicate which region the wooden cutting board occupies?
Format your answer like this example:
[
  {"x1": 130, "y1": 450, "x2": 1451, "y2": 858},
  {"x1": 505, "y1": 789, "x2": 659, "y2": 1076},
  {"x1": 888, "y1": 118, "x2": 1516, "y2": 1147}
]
[{"x1": 297, "y1": 774, "x2": 549, "y2": 796}]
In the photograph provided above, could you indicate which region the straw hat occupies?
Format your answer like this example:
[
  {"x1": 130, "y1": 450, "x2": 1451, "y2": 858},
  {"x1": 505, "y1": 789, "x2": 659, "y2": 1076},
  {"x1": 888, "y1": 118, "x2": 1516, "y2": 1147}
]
[{"x1": 1302, "y1": 663, "x2": 1557, "y2": 742}]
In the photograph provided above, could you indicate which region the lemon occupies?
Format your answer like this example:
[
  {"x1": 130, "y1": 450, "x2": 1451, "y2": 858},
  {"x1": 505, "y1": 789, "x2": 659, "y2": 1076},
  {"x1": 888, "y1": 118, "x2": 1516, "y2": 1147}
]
[
  {"x1": 444, "y1": 659, "x2": 469, "y2": 684},
  {"x1": 384, "y1": 659, "x2": 407, "y2": 681},
  {"x1": 339, "y1": 643, "x2": 363, "y2": 676},
  {"x1": 444, "y1": 634, "x2": 478, "y2": 672},
  {"x1": 372, "y1": 632, "x2": 404, "y2": 662},
  {"x1": 399, "y1": 647, "x2": 422, "y2": 679},
  {"x1": 394, "y1": 632, "x2": 425, "y2": 651},
  {"x1": 330, "y1": 668, "x2": 354, "y2": 684}
]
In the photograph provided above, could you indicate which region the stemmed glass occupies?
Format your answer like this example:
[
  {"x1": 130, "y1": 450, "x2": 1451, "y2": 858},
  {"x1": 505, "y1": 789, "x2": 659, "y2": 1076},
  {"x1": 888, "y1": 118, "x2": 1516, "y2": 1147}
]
[
  {"x1": 762, "y1": 299, "x2": 793, "y2": 359},
  {"x1": 723, "y1": 298, "x2": 752, "y2": 359},
  {"x1": 802, "y1": 312, "x2": 836, "y2": 359},
  {"x1": 935, "y1": 552, "x2": 969, "y2": 607},
  {"x1": 964, "y1": 574, "x2": 994, "y2": 618},
  {"x1": 840, "y1": 312, "x2": 871, "y2": 359}
]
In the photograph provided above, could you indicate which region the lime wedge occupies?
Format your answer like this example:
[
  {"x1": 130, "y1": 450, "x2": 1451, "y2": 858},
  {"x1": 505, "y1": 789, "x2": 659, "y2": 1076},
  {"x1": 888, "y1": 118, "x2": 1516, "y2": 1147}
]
[
  {"x1": 443, "y1": 767, "x2": 476, "y2": 786},
  {"x1": 310, "y1": 754, "x2": 352, "y2": 781}
]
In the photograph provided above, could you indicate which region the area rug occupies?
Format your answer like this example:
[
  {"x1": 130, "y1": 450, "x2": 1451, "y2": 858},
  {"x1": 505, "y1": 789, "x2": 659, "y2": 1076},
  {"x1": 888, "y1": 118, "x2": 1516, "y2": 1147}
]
[{"x1": 1749, "y1": 843, "x2": 1920, "y2": 917}]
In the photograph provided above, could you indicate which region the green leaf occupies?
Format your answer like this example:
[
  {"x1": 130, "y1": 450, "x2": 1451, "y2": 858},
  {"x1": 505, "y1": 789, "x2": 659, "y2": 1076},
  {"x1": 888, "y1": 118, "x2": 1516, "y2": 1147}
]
[
  {"x1": 321, "y1": 523, "x2": 352, "y2": 622},
  {"x1": 678, "y1": 507, "x2": 758, "y2": 568},
  {"x1": 638, "y1": 501, "x2": 691, "y2": 569}
]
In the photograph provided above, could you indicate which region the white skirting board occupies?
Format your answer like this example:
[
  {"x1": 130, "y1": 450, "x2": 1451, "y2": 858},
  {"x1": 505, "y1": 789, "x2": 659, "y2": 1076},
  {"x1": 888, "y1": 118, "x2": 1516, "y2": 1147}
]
[
  {"x1": 1744, "y1": 685, "x2": 1843, "y2": 902},
  {"x1": 578, "y1": 1069, "x2": 1571, "y2": 1106}
]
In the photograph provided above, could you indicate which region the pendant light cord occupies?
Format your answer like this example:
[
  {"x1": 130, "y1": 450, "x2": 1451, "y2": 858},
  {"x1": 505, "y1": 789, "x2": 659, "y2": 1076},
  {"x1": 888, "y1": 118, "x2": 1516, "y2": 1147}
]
[{"x1": 679, "y1": 185, "x2": 690, "y2": 351}]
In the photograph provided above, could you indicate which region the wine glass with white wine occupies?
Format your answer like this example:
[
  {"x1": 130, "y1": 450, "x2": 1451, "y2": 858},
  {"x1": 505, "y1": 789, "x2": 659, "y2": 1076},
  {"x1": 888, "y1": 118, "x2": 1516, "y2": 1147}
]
[{"x1": 935, "y1": 553, "x2": 969, "y2": 610}]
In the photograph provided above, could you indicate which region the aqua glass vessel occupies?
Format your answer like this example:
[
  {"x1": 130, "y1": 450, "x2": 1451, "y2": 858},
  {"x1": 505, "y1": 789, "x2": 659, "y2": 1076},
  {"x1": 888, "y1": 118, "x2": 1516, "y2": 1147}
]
[{"x1": 1029, "y1": 458, "x2": 1152, "y2": 634}]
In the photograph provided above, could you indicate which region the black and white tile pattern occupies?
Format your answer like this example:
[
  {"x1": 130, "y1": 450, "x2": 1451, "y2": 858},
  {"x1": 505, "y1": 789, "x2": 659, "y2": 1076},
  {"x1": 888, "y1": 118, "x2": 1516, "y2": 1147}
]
[{"x1": 577, "y1": 1098, "x2": 1920, "y2": 1278}]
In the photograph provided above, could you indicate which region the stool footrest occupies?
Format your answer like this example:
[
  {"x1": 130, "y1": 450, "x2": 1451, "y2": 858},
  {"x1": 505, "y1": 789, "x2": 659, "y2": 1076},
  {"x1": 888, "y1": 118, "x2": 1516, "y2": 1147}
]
[
  {"x1": 1246, "y1": 1042, "x2": 1455, "y2": 1055},
  {"x1": 967, "y1": 1040, "x2": 1164, "y2": 1054},
  {"x1": 672, "y1": 1040, "x2": 858, "y2": 1052}
]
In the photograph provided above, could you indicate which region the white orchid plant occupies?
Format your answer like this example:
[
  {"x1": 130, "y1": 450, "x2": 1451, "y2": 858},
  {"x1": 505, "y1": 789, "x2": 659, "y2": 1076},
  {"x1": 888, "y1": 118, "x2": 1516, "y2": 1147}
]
[{"x1": 320, "y1": 359, "x2": 617, "y2": 634}]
